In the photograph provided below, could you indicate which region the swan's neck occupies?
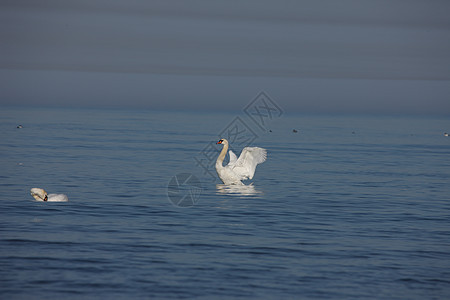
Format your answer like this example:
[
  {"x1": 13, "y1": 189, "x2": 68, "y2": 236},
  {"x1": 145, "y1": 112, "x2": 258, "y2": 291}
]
[{"x1": 216, "y1": 143, "x2": 228, "y2": 168}]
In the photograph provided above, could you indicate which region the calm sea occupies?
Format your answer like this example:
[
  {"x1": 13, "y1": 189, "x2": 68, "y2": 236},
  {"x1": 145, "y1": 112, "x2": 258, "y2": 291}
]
[{"x1": 0, "y1": 107, "x2": 449, "y2": 299}]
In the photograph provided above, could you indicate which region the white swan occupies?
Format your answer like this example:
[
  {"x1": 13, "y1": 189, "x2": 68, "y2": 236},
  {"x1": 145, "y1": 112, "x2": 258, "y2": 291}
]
[
  {"x1": 30, "y1": 188, "x2": 68, "y2": 202},
  {"x1": 216, "y1": 138, "x2": 267, "y2": 185}
]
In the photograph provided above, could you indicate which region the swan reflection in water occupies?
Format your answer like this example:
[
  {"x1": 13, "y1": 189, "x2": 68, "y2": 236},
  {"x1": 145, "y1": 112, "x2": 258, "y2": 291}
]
[{"x1": 216, "y1": 184, "x2": 263, "y2": 197}]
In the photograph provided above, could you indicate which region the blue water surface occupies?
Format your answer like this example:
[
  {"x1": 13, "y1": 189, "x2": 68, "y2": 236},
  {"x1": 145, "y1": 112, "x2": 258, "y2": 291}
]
[{"x1": 0, "y1": 107, "x2": 449, "y2": 299}]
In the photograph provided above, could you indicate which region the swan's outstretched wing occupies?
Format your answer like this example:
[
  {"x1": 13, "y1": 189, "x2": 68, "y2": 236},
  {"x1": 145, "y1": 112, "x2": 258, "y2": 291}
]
[
  {"x1": 228, "y1": 150, "x2": 238, "y2": 166},
  {"x1": 231, "y1": 147, "x2": 267, "y2": 180}
]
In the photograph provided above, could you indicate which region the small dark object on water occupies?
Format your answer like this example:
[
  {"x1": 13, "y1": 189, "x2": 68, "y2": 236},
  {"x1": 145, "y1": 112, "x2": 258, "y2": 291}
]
[
  {"x1": 292, "y1": 129, "x2": 298, "y2": 133},
  {"x1": 17, "y1": 125, "x2": 23, "y2": 129}
]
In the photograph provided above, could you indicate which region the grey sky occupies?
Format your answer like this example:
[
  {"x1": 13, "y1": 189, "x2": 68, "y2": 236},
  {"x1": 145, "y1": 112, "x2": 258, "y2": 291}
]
[{"x1": 1, "y1": 0, "x2": 450, "y2": 114}]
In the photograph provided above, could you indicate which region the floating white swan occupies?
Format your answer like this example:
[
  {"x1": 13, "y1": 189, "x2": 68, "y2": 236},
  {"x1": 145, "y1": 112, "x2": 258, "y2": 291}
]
[
  {"x1": 216, "y1": 138, "x2": 267, "y2": 185},
  {"x1": 30, "y1": 188, "x2": 68, "y2": 202}
]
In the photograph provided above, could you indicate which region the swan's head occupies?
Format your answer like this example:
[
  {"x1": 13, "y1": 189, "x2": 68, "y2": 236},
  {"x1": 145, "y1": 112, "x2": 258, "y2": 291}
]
[
  {"x1": 216, "y1": 138, "x2": 228, "y2": 145},
  {"x1": 30, "y1": 188, "x2": 48, "y2": 201}
]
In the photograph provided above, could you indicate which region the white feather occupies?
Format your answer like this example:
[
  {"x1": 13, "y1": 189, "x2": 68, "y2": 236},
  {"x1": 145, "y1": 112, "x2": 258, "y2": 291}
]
[
  {"x1": 231, "y1": 147, "x2": 267, "y2": 180},
  {"x1": 228, "y1": 150, "x2": 238, "y2": 165}
]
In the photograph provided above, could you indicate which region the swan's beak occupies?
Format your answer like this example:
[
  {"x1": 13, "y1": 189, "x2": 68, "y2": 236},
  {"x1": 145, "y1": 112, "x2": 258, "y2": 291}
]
[
  {"x1": 44, "y1": 195, "x2": 48, "y2": 201},
  {"x1": 216, "y1": 140, "x2": 222, "y2": 144}
]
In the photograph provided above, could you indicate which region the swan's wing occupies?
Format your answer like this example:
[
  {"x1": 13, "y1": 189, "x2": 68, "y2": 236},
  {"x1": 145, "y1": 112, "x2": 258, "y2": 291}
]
[
  {"x1": 231, "y1": 147, "x2": 267, "y2": 180},
  {"x1": 228, "y1": 150, "x2": 238, "y2": 166},
  {"x1": 47, "y1": 193, "x2": 69, "y2": 202}
]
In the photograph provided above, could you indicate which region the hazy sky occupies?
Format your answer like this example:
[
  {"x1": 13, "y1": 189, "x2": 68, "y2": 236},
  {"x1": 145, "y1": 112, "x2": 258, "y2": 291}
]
[{"x1": 1, "y1": 0, "x2": 450, "y2": 114}]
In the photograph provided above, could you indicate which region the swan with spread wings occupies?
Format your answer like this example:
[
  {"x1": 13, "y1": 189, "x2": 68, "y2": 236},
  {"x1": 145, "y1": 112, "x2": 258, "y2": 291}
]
[{"x1": 215, "y1": 139, "x2": 267, "y2": 185}]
